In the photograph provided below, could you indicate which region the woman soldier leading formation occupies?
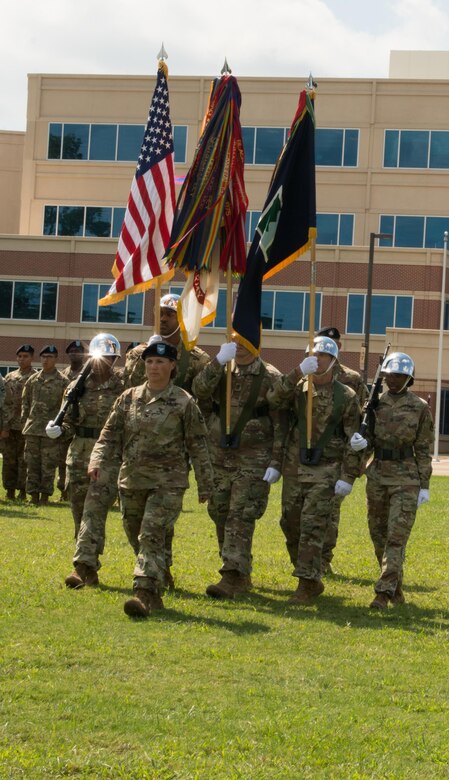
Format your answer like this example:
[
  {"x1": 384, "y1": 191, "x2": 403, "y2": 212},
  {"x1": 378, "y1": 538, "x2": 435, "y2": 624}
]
[{"x1": 50, "y1": 332, "x2": 433, "y2": 617}]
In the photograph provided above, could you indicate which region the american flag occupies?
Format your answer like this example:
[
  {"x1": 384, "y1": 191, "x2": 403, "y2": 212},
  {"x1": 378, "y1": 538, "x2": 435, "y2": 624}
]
[{"x1": 99, "y1": 63, "x2": 175, "y2": 306}]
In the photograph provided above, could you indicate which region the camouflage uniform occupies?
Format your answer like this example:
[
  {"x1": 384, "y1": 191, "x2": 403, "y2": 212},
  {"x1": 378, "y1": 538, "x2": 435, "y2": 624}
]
[
  {"x1": 88, "y1": 381, "x2": 212, "y2": 592},
  {"x1": 21, "y1": 368, "x2": 68, "y2": 497},
  {"x1": 192, "y1": 357, "x2": 284, "y2": 576},
  {"x1": 365, "y1": 388, "x2": 434, "y2": 597},
  {"x1": 322, "y1": 362, "x2": 369, "y2": 568},
  {"x1": 62, "y1": 370, "x2": 124, "y2": 538},
  {"x1": 58, "y1": 365, "x2": 84, "y2": 496},
  {"x1": 1, "y1": 367, "x2": 36, "y2": 492},
  {"x1": 268, "y1": 371, "x2": 362, "y2": 581},
  {"x1": 122, "y1": 339, "x2": 210, "y2": 569}
]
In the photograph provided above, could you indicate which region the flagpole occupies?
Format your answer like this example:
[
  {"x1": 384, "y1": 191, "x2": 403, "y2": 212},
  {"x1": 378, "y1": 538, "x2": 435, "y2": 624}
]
[
  {"x1": 307, "y1": 236, "x2": 316, "y2": 451},
  {"x1": 306, "y1": 74, "x2": 317, "y2": 455},
  {"x1": 226, "y1": 267, "x2": 233, "y2": 439},
  {"x1": 154, "y1": 279, "x2": 162, "y2": 333}
]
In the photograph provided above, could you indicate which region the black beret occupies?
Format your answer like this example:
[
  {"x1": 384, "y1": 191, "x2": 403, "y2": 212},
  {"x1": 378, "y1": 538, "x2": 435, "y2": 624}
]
[
  {"x1": 16, "y1": 344, "x2": 34, "y2": 355},
  {"x1": 39, "y1": 345, "x2": 58, "y2": 356},
  {"x1": 65, "y1": 340, "x2": 85, "y2": 353},
  {"x1": 141, "y1": 341, "x2": 177, "y2": 361},
  {"x1": 317, "y1": 326, "x2": 341, "y2": 340}
]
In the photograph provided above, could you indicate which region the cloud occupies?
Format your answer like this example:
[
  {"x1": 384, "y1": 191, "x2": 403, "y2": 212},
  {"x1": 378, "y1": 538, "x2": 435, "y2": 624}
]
[{"x1": 1, "y1": 0, "x2": 449, "y2": 130}]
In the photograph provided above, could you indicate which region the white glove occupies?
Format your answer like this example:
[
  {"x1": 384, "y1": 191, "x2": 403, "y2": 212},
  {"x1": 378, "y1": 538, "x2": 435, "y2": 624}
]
[
  {"x1": 417, "y1": 489, "x2": 429, "y2": 508},
  {"x1": 350, "y1": 432, "x2": 368, "y2": 451},
  {"x1": 263, "y1": 467, "x2": 281, "y2": 485},
  {"x1": 45, "y1": 420, "x2": 62, "y2": 439},
  {"x1": 299, "y1": 356, "x2": 318, "y2": 376},
  {"x1": 216, "y1": 341, "x2": 237, "y2": 365},
  {"x1": 334, "y1": 479, "x2": 353, "y2": 497}
]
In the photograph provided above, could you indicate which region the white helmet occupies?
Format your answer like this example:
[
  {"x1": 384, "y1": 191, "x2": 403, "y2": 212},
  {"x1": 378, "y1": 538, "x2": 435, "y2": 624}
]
[
  {"x1": 89, "y1": 333, "x2": 121, "y2": 358},
  {"x1": 381, "y1": 352, "x2": 414, "y2": 378},
  {"x1": 309, "y1": 336, "x2": 339, "y2": 359},
  {"x1": 160, "y1": 293, "x2": 180, "y2": 311}
]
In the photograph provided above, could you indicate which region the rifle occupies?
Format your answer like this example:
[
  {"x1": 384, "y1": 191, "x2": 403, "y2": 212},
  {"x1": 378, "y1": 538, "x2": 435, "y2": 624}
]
[
  {"x1": 359, "y1": 343, "x2": 390, "y2": 436},
  {"x1": 52, "y1": 359, "x2": 93, "y2": 427}
]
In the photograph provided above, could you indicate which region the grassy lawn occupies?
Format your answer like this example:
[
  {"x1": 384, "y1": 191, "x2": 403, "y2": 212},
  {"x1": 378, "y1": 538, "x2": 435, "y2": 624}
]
[{"x1": 0, "y1": 476, "x2": 448, "y2": 779}]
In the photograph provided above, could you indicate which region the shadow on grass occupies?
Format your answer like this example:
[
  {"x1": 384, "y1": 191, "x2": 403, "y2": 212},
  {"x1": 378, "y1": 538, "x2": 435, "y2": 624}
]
[
  {"x1": 158, "y1": 605, "x2": 270, "y2": 634},
  {"x1": 226, "y1": 588, "x2": 449, "y2": 634},
  {"x1": 0, "y1": 506, "x2": 39, "y2": 519},
  {"x1": 318, "y1": 573, "x2": 438, "y2": 594}
]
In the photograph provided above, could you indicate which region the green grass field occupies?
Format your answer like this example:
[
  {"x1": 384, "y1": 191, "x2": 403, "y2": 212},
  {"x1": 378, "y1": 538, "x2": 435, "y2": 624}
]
[{"x1": 1, "y1": 476, "x2": 448, "y2": 779}]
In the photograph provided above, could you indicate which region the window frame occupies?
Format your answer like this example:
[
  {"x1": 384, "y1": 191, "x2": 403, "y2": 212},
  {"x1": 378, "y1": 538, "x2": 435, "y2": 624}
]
[
  {"x1": 0, "y1": 280, "x2": 59, "y2": 321},
  {"x1": 346, "y1": 292, "x2": 414, "y2": 335},
  {"x1": 80, "y1": 283, "x2": 144, "y2": 325}
]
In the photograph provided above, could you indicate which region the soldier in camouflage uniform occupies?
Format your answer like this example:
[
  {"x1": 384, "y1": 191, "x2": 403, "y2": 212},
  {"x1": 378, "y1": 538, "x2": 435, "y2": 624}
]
[
  {"x1": 1, "y1": 345, "x2": 36, "y2": 500},
  {"x1": 47, "y1": 334, "x2": 123, "y2": 543},
  {"x1": 123, "y1": 293, "x2": 210, "y2": 589},
  {"x1": 268, "y1": 336, "x2": 362, "y2": 605},
  {"x1": 21, "y1": 345, "x2": 68, "y2": 504},
  {"x1": 350, "y1": 352, "x2": 434, "y2": 609},
  {"x1": 316, "y1": 327, "x2": 369, "y2": 573},
  {"x1": 58, "y1": 340, "x2": 87, "y2": 501},
  {"x1": 78, "y1": 337, "x2": 212, "y2": 618},
  {"x1": 192, "y1": 338, "x2": 285, "y2": 599}
]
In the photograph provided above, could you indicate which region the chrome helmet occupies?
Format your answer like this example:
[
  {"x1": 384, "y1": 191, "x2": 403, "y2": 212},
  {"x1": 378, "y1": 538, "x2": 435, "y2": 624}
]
[
  {"x1": 310, "y1": 335, "x2": 339, "y2": 359},
  {"x1": 160, "y1": 293, "x2": 180, "y2": 311},
  {"x1": 381, "y1": 351, "x2": 414, "y2": 378},
  {"x1": 88, "y1": 333, "x2": 121, "y2": 358}
]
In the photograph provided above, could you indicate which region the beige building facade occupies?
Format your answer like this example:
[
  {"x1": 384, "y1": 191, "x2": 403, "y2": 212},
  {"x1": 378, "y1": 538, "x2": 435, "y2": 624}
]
[{"x1": 0, "y1": 61, "x2": 448, "y2": 447}]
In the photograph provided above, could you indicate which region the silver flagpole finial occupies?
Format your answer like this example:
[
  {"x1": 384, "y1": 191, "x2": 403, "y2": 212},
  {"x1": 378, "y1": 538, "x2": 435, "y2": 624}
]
[
  {"x1": 221, "y1": 58, "x2": 232, "y2": 75},
  {"x1": 306, "y1": 72, "x2": 317, "y2": 90},
  {"x1": 158, "y1": 43, "x2": 168, "y2": 61}
]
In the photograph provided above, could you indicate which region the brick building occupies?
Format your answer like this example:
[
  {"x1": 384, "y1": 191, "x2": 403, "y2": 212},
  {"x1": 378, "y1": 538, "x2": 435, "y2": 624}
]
[{"x1": 0, "y1": 51, "x2": 448, "y2": 447}]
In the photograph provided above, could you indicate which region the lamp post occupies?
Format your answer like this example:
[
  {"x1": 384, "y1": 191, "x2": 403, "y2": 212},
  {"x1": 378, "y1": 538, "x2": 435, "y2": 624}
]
[
  {"x1": 433, "y1": 230, "x2": 448, "y2": 462},
  {"x1": 363, "y1": 232, "x2": 393, "y2": 384}
]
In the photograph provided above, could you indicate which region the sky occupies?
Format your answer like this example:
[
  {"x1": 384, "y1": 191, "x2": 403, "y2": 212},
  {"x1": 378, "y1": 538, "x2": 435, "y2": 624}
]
[{"x1": 1, "y1": 0, "x2": 449, "y2": 131}]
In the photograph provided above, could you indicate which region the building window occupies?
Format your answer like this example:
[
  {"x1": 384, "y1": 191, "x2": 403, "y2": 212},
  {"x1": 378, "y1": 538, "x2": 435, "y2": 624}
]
[
  {"x1": 242, "y1": 126, "x2": 358, "y2": 167},
  {"x1": 444, "y1": 300, "x2": 449, "y2": 330},
  {"x1": 0, "y1": 281, "x2": 57, "y2": 321},
  {"x1": 242, "y1": 127, "x2": 288, "y2": 165},
  {"x1": 315, "y1": 129, "x2": 359, "y2": 167},
  {"x1": 379, "y1": 215, "x2": 449, "y2": 249},
  {"x1": 316, "y1": 214, "x2": 354, "y2": 245},
  {"x1": 384, "y1": 129, "x2": 449, "y2": 169},
  {"x1": 245, "y1": 210, "x2": 262, "y2": 242},
  {"x1": 347, "y1": 293, "x2": 413, "y2": 335},
  {"x1": 43, "y1": 205, "x2": 128, "y2": 238},
  {"x1": 170, "y1": 286, "x2": 321, "y2": 332},
  {"x1": 47, "y1": 122, "x2": 187, "y2": 163},
  {"x1": 0, "y1": 366, "x2": 17, "y2": 376},
  {"x1": 81, "y1": 284, "x2": 143, "y2": 324}
]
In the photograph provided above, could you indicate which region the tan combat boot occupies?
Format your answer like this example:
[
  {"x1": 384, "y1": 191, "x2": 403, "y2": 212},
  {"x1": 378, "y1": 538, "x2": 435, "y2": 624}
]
[
  {"x1": 65, "y1": 562, "x2": 99, "y2": 589},
  {"x1": 124, "y1": 589, "x2": 164, "y2": 618},
  {"x1": 30, "y1": 493, "x2": 40, "y2": 505},
  {"x1": 369, "y1": 592, "x2": 389, "y2": 609},
  {"x1": 288, "y1": 577, "x2": 325, "y2": 605},
  {"x1": 206, "y1": 570, "x2": 251, "y2": 600}
]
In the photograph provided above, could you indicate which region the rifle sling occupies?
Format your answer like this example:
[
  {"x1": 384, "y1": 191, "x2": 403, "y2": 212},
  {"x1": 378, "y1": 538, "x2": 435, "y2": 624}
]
[
  {"x1": 296, "y1": 381, "x2": 346, "y2": 451},
  {"x1": 218, "y1": 363, "x2": 267, "y2": 446}
]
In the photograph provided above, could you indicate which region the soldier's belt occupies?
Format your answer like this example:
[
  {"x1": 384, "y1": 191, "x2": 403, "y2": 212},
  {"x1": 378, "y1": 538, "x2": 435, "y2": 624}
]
[
  {"x1": 374, "y1": 446, "x2": 414, "y2": 461},
  {"x1": 75, "y1": 426, "x2": 102, "y2": 439}
]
